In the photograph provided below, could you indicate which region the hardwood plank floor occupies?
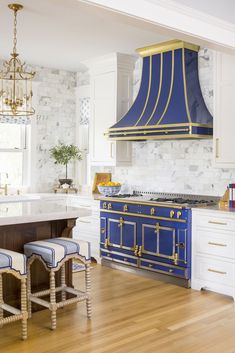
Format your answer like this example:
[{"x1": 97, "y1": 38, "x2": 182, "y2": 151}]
[{"x1": 1, "y1": 264, "x2": 235, "y2": 353}]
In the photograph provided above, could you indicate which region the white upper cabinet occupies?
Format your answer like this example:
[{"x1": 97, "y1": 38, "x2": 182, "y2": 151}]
[
  {"x1": 86, "y1": 53, "x2": 135, "y2": 166},
  {"x1": 214, "y1": 52, "x2": 235, "y2": 168}
]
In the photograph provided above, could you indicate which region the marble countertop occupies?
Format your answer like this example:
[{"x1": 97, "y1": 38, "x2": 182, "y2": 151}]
[{"x1": 0, "y1": 200, "x2": 91, "y2": 226}]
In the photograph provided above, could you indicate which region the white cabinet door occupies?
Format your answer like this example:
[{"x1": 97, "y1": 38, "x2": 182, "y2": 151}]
[
  {"x1": 87, "y1": 53, "x2": 134, "y2": 167},
  {"x1": 90, "y1": 71, "x2": 116, "y2": 165},
  {"x1": 214, "y1": 52, "x2": 235, "y2": 167}
]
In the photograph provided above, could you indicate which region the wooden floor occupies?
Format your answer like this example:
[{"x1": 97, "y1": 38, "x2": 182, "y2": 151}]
[{"x1": 1, "y1": 264, "x2": 235, "y2": 353}]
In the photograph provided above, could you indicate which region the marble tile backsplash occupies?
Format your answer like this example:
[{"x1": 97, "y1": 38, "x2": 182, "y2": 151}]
[
  {"x1": 31, "y1": 65, "x2": 77, "y2": 192},
  {"x1": 91, "y1": 49, "x2": 235, "y2": 197}
]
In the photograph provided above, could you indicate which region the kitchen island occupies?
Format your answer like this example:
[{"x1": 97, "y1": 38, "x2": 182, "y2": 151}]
[{"x1": 0, "y1": 200, "x2": 91, "y2": 308}]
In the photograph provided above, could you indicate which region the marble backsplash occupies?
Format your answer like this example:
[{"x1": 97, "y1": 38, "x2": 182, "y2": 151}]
[
  {"x1": 31, "y1": 66, "x2": 77, "y2": 192},
  {"x1": 91, "y1": 49, "x2": 235, "y2": 197}
]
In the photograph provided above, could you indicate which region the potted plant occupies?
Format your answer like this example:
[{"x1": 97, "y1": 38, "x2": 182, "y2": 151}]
[{"x1": 50, "y1": 142, "x2": 82, "y2": 186}]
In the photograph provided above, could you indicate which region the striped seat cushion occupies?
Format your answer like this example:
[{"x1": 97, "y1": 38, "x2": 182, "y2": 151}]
[
  {"x1": 24, "y1": 237, "x2": 91, "y2": 268},
  {"x1": 0, "y1": 249, "x2": 26, "y2": 275}
]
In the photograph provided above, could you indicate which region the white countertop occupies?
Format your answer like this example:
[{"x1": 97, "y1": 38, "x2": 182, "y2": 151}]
[{"x1": 0, "y1": 200, "x2": 91, "y2": 226}]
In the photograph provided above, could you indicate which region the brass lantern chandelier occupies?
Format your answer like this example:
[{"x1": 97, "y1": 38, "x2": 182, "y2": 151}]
[{"x1": 0, "y1": 3, "x2": 35, "y2": 116}]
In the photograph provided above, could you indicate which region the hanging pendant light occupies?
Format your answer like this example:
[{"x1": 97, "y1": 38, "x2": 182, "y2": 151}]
[{"x1": 0, "y1": 3, "x2": 35, "y2": 116}]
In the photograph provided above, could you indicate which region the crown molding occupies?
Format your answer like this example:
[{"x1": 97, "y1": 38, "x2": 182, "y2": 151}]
[{"x1": 80, "y1": 0, "x2": 235, "y2": 52}]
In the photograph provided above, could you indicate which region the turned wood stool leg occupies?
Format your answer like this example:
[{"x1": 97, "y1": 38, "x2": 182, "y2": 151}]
[
  {"x1": 21, "y1": 277, "x2": 28, "y2": 340},
  {"x1": 27, "y1": 262, "x2": 32, "y2": 319},
  {"x1": 85, "y1": 263, "x2": 92, "y2": 319},
  {"x1": 50, "y1": 271, "x2": 57, "y2": 330},
  {"x1": 61, "y1": 264, "x2": 66, "y2": 302},
  {"x1": 0, "y1": 273, "x2": 3, "y2": 328}
]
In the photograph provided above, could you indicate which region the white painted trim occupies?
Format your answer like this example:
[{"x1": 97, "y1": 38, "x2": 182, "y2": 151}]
[{"x1": 80, "y1": 0, "x2": 235, "y2": 51}]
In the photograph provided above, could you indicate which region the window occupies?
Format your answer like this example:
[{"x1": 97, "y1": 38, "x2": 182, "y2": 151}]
[{"x1": 0, "y1": 123, "x2": 29, "y2": 187}]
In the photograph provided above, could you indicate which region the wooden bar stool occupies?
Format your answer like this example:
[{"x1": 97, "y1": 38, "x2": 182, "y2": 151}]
[
  {"x1": 24, "y1": 237, "x2": 91, "y2": 330},
  {"x1": 0, "y1": 249, "x2": 28, "y2": 340}
]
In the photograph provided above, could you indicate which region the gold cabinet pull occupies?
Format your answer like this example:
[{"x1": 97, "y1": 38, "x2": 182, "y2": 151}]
[
  {"x1": 208, "y1": 268, "x2": 227, "y2": 275},
  {"x1": 104, "y1": 238, "x2": 109, "y2": 249},
  {"x1": 134, "y1": 245, "x2": 139, "y2": 256},
  {"x1": 107, "y1": 203, "x2": 112, "y2": 210},
  {"x1": 124, "y1": 258, "x2": 128, "y2": 262},
  {"x1": 170, "y1": 210, "x2": 175, "y2": 218},
  {"x1": 123, "y1": 204, "x2": 128, "y2": 212},
  {"x1": 215, "y1": 138, "x2": 219, "y2": 158},
  {"x1": 173, "y1": 253, "x2": 178, "y2": 265},
  {"x1": 208, "y1": 221, "x2": 227, "y2": 226},
  {"x1": 154, "y1": 223, "x2": 160, "y2": 233},
  {"x1": 118, "y1": 217, "x2": 124, "y2": 227},
  {"x1": 150, "y1": 207, "x2": 155, "y2": 215},
  {"x1": 101, "y1": 228, "x2": 106, "y2": 234},
  {"x1": 208, "y1": 241, "x2": 227, "y2": 247},
  {"x1": 103, "y1": 202, "x2": 107, "y2": 209},
  {"x1": 138, "y1": 245, "x2": 142, "y2": 257},
  {"x1": 169, "y1": 269, "x2": 174, "y2": 273},
  {"x1": 148, "y1": 263, "x2": 153, "y2": 268}
]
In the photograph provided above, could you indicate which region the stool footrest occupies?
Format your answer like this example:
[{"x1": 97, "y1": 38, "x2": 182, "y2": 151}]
[
  {"x1": 0, "y1": 303, "x2": 22, "y2": 315},
  {"x1": 29, "y1": 295, "x2": 50, "y2": 309},
  {"x1": 0, "y1": 314, "x2": 23, "y2": 326},
  {"x1": 29, "y1": 286, "x2": 89, "y2": 309},
  {"x1": 56, "y1": 295, "x2": 88, "y2": 309},
  {"x1": 33, "y1": 286, "x2": 65, "y2": 298}
]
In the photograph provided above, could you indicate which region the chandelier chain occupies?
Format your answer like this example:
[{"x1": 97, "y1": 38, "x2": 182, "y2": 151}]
[{"x1": 13, "y1": 9, "x2": 17, "y2": 54}]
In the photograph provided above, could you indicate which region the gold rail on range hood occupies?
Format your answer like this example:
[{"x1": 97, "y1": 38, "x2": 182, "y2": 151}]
[{"x1": 107, "y1": 40, "x2": 213, "y2": 141}]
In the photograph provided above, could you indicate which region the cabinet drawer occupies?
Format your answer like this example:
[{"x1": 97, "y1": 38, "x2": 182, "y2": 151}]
[
  {"x1": 195, "y1": 256, "x2": 235, "y2": 287},
  {"x1": 100, "y1": 250, "x2": 138, "y2": 267},
  {"x1": 139, "y1": 260, "x2": 187, "y2": 278},
  {"x1": 196, "y1": 214, "x2": 235, "y2": 232},
  {"x1": 196, "y1": 229, "x2": 235, "y2": 260}
]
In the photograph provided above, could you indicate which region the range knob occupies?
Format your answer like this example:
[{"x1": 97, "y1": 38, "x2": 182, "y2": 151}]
[{"x1": 177, "y1": 211, "x2": 182, "y2": 219}]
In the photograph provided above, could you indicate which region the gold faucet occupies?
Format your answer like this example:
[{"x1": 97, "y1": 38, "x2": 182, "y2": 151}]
[
  {"x1": 0, "y1": 184, "x2": 8, "y2": 196},
  {"x1": 0, "y1": 173, "x2": 8, "y2": 195}
]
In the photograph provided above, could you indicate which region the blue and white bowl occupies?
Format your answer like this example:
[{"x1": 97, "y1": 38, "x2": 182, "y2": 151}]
[{"x1": 98, "y1": 185, "x2": 121, "y2": 196}]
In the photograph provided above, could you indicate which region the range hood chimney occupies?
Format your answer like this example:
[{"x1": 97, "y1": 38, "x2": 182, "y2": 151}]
[{"x1": 107, "y1": 40, "x2": 213, "y2": 140}]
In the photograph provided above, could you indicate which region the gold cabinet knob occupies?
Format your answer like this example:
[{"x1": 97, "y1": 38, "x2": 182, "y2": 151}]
[
  {"x1": 101, "y1": 228, "x2": 106, "y2": 234},
  {"x1": 103, "y1": 202, "x2": 107, "y2": 209},
  {"x1": 107, "y1": 203, "x2": 112, "y2": 210},
  {"x1": 170, "y1": 210, "x2": 175, "y2": 218},
  {"x1": 148, "y1": 263, "x2": 153, "y2": 268},
  {"x1": 150, "y1": 207, "x2": 155, "y2": 215},
  {"x1": 124, "y1": 258, "x2": 128, "y2": 262},
  {"x1": 177, "y1": 211, "x2": 182, "y2": 219},
  {"x1": 169, "y1": 269, "x2": 174, "y2": 273},
  {"x1": 123, "y1": 204, "x2": 128, "y2": 212}
]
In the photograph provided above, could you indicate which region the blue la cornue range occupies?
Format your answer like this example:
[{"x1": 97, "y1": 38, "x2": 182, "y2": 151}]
[{"x1": 99, "y1": 192, "x2": 218, "y2": 287}]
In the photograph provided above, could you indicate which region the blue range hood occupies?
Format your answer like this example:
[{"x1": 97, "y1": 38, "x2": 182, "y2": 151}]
[{"x1": 107, "y1": 40, "x2": 213, "y2": 140}]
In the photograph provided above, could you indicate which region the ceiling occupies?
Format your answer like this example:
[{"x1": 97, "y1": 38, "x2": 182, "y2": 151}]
[
  {"x1": 0, "y1": 0, "x2": 169, "y2": 71},
  {"x1": 158, "y1": 0, "x2": 235, "y2": 24}
]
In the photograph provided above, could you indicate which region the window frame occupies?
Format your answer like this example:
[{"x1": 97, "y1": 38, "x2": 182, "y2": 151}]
[{"x1": 0, "y1": 124, "x2": 30, "y2": 187}]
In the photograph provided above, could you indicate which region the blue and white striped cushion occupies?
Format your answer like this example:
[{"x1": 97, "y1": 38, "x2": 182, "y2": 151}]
[
  {"x1": 0, "y1": 249, "x2": 26, "y2": 275},
  {"x1": 24, "y1": 237, "x2": 91, "y2": 268}
]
